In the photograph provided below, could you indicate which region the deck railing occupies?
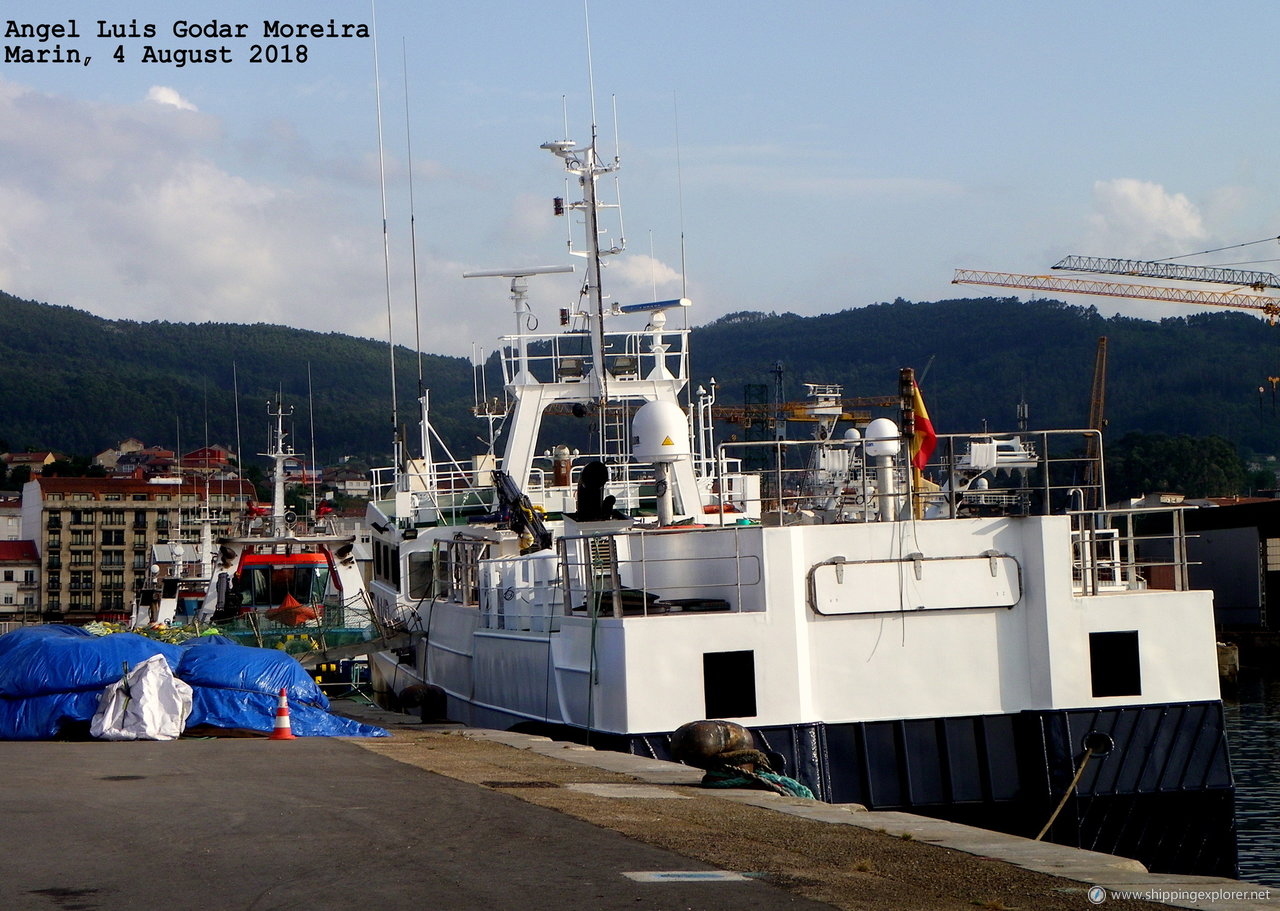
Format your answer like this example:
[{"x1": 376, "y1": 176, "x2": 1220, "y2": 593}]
[
  {"x1": 713, "y1": 428, "x2": 1105, "y2": 525},
  {"x1": 1070, "y1": 506, "x2": 1194, "y2": 595}
]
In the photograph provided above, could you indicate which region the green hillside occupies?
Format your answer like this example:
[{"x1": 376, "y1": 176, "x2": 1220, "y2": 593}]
[{"x1": 0, "y1": 290, "x2": 475, "y2": 463}]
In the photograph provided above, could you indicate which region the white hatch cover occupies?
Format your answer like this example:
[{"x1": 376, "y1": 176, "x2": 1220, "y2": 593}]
[{"x1": 810, "y1": 552, "x2": 1021, "y2": 615}]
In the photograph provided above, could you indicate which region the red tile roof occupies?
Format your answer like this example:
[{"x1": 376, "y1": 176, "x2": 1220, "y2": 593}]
[
  {"x1": 34, "y1": 477, "x2": 255, "y2": 497},
  {"x1": 0, "y1": 541, "x2": 38, "y2": 562}
]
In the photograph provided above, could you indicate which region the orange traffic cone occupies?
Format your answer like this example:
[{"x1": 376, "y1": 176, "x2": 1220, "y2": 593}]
[{"x1": 270, "y1": 687, "x2": 296, "y2": 740}]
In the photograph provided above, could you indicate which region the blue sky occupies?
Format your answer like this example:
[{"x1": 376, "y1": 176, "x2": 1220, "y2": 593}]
[{"x1": 2, "y1": 1, "x2": 1277, "y2": 356}]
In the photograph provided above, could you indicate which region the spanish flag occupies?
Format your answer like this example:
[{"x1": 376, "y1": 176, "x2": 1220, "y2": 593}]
[{"x1": 910, "y1": 382, "x2": 937, "y2": 471}]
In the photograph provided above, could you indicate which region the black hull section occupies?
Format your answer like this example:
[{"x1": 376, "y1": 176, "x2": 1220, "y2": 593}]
[{"x1": 618, "y1": 701, "x2": 1237, "y2": 879}]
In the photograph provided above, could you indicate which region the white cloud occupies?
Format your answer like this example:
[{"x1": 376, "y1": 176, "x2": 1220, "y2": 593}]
[
  {"x1": 1082, "y1": 178, "x2": 1207, "y2": 258},
  {"x1": 145, "y1": 86, "x2": 198, "y2": 112},
  {"x1": 605, "y1": 253, "x2": 683, "y2": 306},
  {"x1": 0, "y1": 76, "x2": 396, "y2": 343}
]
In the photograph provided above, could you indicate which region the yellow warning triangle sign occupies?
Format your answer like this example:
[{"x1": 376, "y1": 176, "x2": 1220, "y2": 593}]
[{"x1": 661, "y1": 436, "x2": 674, "y2": 446}]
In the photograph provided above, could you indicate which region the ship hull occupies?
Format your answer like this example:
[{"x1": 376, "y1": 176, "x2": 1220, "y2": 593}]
[{"x1": 615, "y1": 700, "x2": 1237, "y2": 879}]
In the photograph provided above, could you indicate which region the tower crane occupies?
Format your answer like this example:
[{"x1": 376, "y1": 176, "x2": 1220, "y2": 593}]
[
  {"x1": 1051, "y1": 255, "x2": 1280, "y2": 291},
  {"x1": 951, "y1": 268, "x2": 1280, "y2": 323}
]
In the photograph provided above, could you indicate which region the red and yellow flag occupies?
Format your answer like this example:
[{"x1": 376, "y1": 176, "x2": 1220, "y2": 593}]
[{"x1": 910, "y1": 382, "x2": 936, "y2": 471}]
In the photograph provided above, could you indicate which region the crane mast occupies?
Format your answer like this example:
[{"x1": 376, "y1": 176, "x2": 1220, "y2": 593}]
[{"x1": 1083, "y1": 336, "x2": 1107, "y2": 508}]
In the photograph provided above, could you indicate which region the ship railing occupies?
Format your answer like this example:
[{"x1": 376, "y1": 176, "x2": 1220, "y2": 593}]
[
  {"x1": 553, "y1": 524, "x2": 763, "y2": 620},
  {"x1": 714, "y1": 428, "x2": 1105, "y2": 523},
  {"x1": 496, "y1": 327, "x2": 691, "y2": 387},
  {"x1": 374, "y1": 446, "x2": 752, "y2": 528},
  {"x1": 1069, "y1": 505, "x2": 1195, "y2": 595},
  {"x1": 714, "y1": 437, "x2": 891, "y2": 524}
]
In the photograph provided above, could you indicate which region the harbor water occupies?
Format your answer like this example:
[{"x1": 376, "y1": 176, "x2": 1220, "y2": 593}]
[{"x1": 1224, "y1": 665, "x2": 1280, "y2": 886}]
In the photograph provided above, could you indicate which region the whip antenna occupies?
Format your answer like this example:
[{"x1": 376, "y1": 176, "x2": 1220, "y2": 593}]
[
  {"x1": 370, "y1": 1, "x2": 398, "y2": 440},
  {"x1": 402, "y1": 38, "x2": 425, "y2": 399}
]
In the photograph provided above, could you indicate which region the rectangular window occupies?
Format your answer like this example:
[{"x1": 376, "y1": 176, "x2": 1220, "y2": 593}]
[
  {"x1": 407, "y1": 552, "x2": 434, "y2": 601},
  {"x1": 703, "y1": 650, "x2": 758, "y2": 719},
  {"x1": 1089, "y1": 630, "x2": 1142, "y2": 697}
]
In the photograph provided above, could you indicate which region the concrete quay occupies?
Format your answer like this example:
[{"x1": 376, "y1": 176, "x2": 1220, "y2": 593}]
[
  {"x1": 335, "y1": 699, "x2": 1278, "y2": 911},
  {"x1": 0, "y1": 696, "x2": 1272, "y2": 911}
]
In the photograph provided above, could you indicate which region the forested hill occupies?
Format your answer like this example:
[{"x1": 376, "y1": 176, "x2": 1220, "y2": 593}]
[
  {"x1": 0, "y1": 290, "x2": 475, "y2": 463},
  {"x1": 694, "y1": 298, "x2": 1280, "y2": 458},
  {"x1": 3, "y1": 289, "x2": 1280, "y2": 463}
]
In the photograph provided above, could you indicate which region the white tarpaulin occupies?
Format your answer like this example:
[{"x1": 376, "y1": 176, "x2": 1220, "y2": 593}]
[{"x1": 90, "y1": 654, "x2": 194, "y2": 741}]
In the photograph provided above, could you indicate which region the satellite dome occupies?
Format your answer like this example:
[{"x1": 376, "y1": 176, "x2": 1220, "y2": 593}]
[
  {"x1": 631, "y1": 400, "x2": 691, "y2": 462},
  {"x1": 864, "y1": 418, "x2": 901, "y2": 457}
]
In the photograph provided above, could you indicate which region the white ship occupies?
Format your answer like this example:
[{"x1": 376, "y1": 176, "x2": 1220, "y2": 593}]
[{"x1": 364, "y1": 121, "x2": 1235, "y2": 877}]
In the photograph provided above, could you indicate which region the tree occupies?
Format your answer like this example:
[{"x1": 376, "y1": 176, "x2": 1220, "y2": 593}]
[{"x1": 1107, "y1": 432, "x2": 1247, "y2": 500}]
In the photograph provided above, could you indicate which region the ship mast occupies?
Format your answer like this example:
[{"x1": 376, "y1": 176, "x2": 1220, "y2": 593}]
[
  {"x1": 541, "y1": 132, "x2": 623, "y2": 405},
  {"x1": 262, "y1": 399, "x2": 295, "y2": 537}
]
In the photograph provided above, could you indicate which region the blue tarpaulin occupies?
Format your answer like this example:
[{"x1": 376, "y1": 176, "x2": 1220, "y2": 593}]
[{"x1": 0, "y1": 626, "x2": 387, "y2": 740}]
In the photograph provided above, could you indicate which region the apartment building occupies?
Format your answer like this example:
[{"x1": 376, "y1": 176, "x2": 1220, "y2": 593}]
[
  {"x1": 0, "y1": 541, "x2": 39, "y2": 622},
  {"x1": 22, "y1": 475, "x2": 255, "y2": 623},
  {"x1": 0, "y1": 494, "x2": 21, "y2": 541}
]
